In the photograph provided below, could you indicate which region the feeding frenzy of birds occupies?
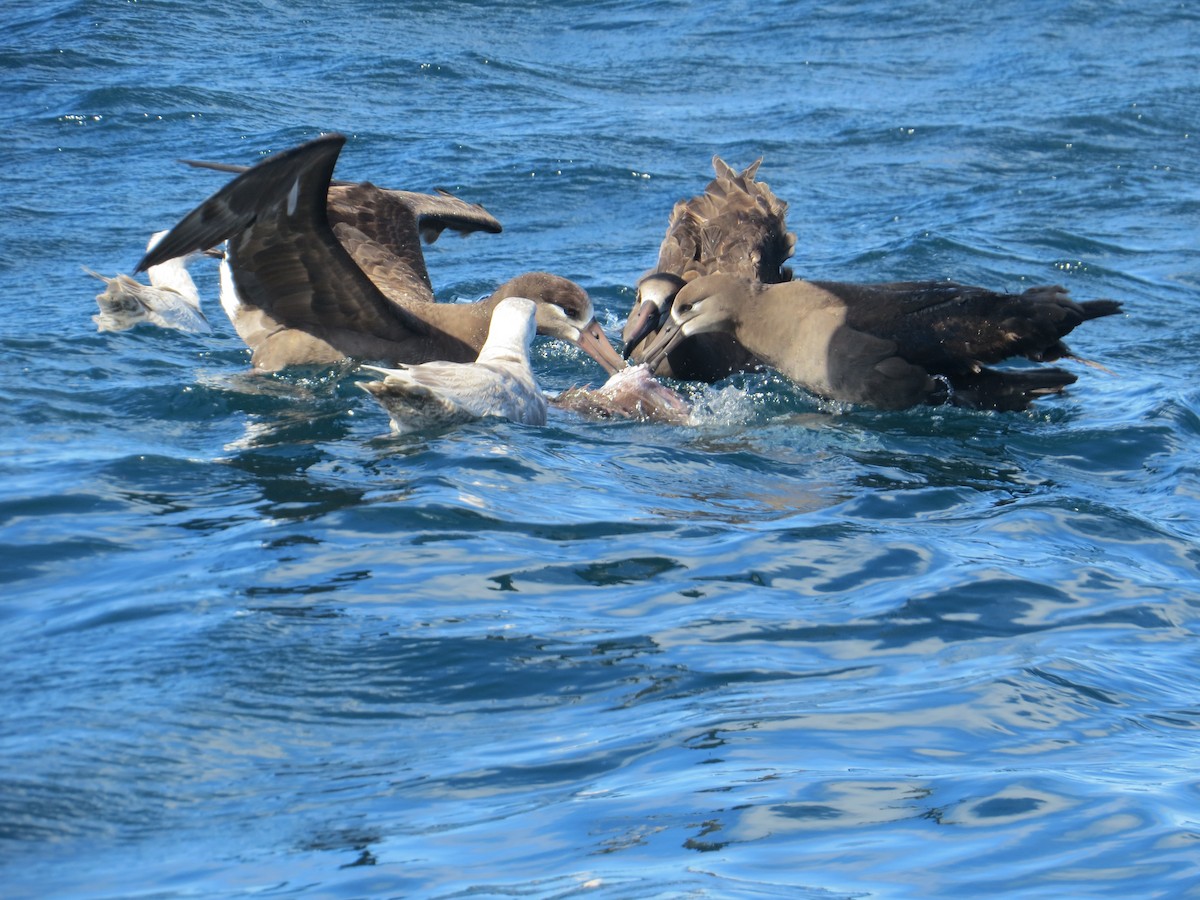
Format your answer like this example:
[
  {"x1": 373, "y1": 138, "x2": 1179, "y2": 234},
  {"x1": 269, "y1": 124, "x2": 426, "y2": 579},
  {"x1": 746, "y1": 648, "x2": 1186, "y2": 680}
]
[{"x1": 93, "y1": 132, "x2": 1123, "y2": 431}]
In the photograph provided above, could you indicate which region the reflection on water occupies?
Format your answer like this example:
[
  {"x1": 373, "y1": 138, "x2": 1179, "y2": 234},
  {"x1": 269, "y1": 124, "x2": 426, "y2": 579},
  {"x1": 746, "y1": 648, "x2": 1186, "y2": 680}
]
[
  {"x1": 6, "y1": 354, "x2": 1200, "y2": 893},
  {"x1": 4, "y1": 0, "x2": 1200, "y2": 895}
]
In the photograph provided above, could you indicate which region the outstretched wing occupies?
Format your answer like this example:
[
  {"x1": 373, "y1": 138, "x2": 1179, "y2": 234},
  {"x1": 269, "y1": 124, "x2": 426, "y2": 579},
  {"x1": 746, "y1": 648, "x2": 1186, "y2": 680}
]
[
  {"x1": 181, "y1": 155, "x2": 502, "y2": 305},
  {"x1": 325, "y1": 182, "x2": 501, "y2": 305},
  {"x1": 138, "y1": 133, "x2": 430, "y2": 341},
  {"x1": 654, "y1": 156, "x2": 795, "y2": 285}
]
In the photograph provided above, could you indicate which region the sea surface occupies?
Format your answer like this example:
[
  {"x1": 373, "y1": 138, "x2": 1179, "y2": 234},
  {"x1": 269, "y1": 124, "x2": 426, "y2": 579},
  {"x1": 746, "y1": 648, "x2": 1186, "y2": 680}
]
[{"x1": 2, "y1": 1, "x2": 1199, "y2": 897}]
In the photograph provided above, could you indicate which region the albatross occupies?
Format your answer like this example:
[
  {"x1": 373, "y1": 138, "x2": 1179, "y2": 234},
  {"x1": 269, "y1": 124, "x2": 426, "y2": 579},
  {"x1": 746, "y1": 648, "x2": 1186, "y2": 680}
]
[
  {"x1": 640, "y1": 273, "x2": 1123, "y2": 411},
  {"x1": 136, "y1": 133, "x2": 625, "y2": 375},
  {"x1": 176, "y1": 153, "x2": 503, "y2": 305},
  {"x1": 359, "y1": 296, "x2": 548, "y2": 433},
  {"x1": 623, "y1": 157, "x2": 795, "y2": 381}
]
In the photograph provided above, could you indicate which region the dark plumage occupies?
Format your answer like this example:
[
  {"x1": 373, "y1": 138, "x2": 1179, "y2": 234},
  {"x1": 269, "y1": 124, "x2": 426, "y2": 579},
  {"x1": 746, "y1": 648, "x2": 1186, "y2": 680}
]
[
  {"x1": 623, "y1": 157, "x2": 794, "y2": 381},
  {"x1": 640, "y1": 273, "x2": 1123, "y2": 411},
  {"x1": 181, "y1": 155, "x2": 502, "y2": 305},
  {"x1": 138, "y1": 134, "x2": 624, "y2": 374}
]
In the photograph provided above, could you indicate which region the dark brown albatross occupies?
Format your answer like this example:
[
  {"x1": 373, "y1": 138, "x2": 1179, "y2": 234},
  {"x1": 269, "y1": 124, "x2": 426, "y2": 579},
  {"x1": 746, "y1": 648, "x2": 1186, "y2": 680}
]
[
  {"x1": 640, "y1": 273, "x2": 1122, "y2": 411},
  {"x1": 176, "y1": 154, "x2": 503, "y2": 307},
  {"x1": 622, "y1": 156, "x2": 795, "y2": 382},
  {"x1": 137, "y1": 133, "x2": 625, "y2": 374}
]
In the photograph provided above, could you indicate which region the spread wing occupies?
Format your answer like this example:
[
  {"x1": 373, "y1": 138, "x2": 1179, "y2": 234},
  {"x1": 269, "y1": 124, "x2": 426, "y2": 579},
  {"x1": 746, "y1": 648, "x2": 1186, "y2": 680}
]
[
  {"x1": 325, "y1": 182, "x2": 501, "y2": 305},
  {"x1": 654, "y1": 156, "x2": 795, "y2": 284},
  {"x1": 181, "y1": 156, "x2": 502, "y2": 305},
  {"x1": 137, "y1": 133, "x2": 433, "y2": 341}
]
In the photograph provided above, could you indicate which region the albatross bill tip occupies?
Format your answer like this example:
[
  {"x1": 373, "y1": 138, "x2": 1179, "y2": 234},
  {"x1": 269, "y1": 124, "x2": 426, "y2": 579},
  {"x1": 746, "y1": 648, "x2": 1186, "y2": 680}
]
[
  {"x1": 575, "y1": 319, "x2": 627, "y2": 375},
  {"x1": 621, "y1": 300, "x2": 662, "y2": 360},
  {"x1": 638, "y1": 319, "x2": 686, "y2": 373}
]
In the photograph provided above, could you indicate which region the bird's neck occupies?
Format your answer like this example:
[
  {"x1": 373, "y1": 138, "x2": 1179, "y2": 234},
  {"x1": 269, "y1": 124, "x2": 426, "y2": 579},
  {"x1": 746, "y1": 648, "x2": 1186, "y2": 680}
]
[
  {"x1": 412, "y1": 297, "x2": 496, "y2": 354},
  {"x1": 727, "y1": 282, "x2": 840, "y2": 381}
]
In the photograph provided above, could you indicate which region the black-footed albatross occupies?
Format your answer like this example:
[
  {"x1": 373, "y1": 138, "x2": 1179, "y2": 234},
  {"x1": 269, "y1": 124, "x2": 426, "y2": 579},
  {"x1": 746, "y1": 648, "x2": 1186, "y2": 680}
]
[
  {"x1": 177, "y1": 155, "x2": 503, "y2": 306},
  {"x1": 622, "y1": 156, "x2": 795, "y2": 382},
  {"x1": 640, "y1": 273, "x2": 1123, "y2": 411},
  {"x1": 136, "y1": 133, "x2": 625, "y2": 374}
]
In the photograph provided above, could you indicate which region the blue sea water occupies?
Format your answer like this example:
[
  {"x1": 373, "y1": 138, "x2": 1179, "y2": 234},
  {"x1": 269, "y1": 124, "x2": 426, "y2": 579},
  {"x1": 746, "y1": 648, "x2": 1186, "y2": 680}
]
[{"x1": 2, "y1": 0, "x2": 1199, "y2": 896}]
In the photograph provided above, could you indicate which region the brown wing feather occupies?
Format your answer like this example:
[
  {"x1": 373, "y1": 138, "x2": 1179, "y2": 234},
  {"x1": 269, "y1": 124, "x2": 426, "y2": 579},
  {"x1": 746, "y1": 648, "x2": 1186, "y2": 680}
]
[
  {"x1": 652, "y1": 157, "x2": 795, "y2": 285},
  {"x1": 818, "y1": 280, "x2": 1123, "y2": 371},
  {"x1": 178, "y1": 155, "x2": 502, "y2": 309},
  {"x1": 138, "y1": 133, "x2": 429, "y2": 341},
  {"x1": 323, "y1": 182, "x2": 501, "y2": 306}
]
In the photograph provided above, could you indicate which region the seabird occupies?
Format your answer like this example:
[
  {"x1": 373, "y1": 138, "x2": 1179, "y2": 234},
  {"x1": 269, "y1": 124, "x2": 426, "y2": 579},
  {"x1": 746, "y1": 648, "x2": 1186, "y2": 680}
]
[
  {"x1": 640, "y1": 273, "x2": 1123, "y2": 411},
  {"x1": 623, "y1": 157, "x2": 795, "y2": 381},
  {"x1": 136, "y1": 133, "x2": 625, "y2": 374},
  {"x1": 88, "y1": 230, "x2": 212, "y2": 333},
  {"x1": 358, "y1": 296, "x2": 548, "y2": 433},
  {"x1": 178, "y1": 155, "x2": 503, "y2": 304}
]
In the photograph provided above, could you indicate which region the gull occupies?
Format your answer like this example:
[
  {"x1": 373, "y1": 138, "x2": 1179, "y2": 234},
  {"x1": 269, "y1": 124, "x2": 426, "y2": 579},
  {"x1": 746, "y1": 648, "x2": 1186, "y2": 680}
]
[
  {"x1": 88, "y1": 230, "x2": 212, "y2": 333},
  {"x1": 358, "y1": 296, "x2": 548, "y2": 432}
]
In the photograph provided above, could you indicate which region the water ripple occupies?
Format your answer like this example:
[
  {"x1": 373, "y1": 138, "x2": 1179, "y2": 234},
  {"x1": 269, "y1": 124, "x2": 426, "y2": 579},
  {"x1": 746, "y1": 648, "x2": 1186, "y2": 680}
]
[{"x1": 3, "y1": 1, "x2": 1200, "y2": 896}]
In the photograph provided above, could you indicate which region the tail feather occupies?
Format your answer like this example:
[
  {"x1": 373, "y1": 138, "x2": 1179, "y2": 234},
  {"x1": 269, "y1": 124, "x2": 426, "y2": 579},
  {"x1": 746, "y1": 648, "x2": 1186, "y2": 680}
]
[
  {"x1": 1080, "y1": 298, "x2": 1123, "y2": 321},
  {"x1": 948, "y1": 366, "x2": 1078, "y2": 412}
]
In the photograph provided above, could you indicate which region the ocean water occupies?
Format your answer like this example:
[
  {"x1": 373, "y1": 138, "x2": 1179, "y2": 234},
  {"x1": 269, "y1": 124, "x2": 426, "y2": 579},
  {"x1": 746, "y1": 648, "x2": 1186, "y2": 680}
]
[{"x1": 2, "y1": 1, "x2": 1199, "y2": 897}]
